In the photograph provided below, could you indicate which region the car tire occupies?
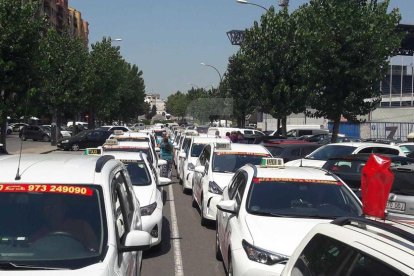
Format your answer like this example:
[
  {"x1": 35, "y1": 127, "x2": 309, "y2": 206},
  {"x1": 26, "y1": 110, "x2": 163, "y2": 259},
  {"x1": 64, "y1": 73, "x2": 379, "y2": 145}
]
[
  {"x1": 6, "y1": 129, "x2": 11, "y2": 135},
  {"x1": 71, "y1": 144, "x2": 80, "y2": 151},
  {"x1": 200, "y1": 195, "x2": 207, "y2": 226},
  {"x1": 227, "y1": 252, "x2": 233, "y2": 276},
  {"x1": 215, "y1": 224, "x2": 222, "y2": 261}
]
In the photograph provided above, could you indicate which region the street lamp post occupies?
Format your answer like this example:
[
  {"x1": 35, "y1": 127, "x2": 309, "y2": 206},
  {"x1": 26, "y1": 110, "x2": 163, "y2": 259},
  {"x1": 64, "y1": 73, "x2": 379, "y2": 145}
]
[
  {"x1": 200, "y1": 62, "x2": 223, "y2": 84},
  {"x1": 236, "y1": 0, "x2": 269, "y2": 11}
]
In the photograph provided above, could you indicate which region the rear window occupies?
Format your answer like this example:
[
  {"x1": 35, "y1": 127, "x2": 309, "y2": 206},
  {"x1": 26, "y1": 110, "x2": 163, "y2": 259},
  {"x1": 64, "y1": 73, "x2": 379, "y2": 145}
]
[
  {"x1": 103, "y1": 147, "x2": 153, "y2": 164},
  {"x1": 191, "y1": 143, "x2": 205, "y2": 157},
  {"x1": 264, "y1": 146, "x2": 284, "y2": 156},
  {"x1": 307, "y1": 145, "x2": 357, "y2": 161},
  {"x1": 212, "y1": 152, "x2": 270, "y2": 173},
  {"x1": 124, "y1": 161, "x2": 151, "y2": 186}
]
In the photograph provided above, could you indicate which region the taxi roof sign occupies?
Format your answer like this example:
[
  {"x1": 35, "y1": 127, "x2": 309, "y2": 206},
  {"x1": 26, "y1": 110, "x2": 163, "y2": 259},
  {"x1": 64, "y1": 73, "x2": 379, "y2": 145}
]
[
  {"x1": 261, "y1": 158, "x2": 284, "y2": 168},
  {"x1": 214, "y1": 142, "x2": 231, "y2": 150},
  {"x1": 84, "y1": 148, "x2": 102, "y2": 156},
  {"x1": 113, "y1": 130, "x2": 124, "y2": 136},
  {"x1": 104, "y1": 138, "x2": 119, "y2": 146}
]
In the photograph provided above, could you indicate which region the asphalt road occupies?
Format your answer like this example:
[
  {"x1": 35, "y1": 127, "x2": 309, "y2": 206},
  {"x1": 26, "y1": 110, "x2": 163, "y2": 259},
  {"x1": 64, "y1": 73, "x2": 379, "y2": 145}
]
[
  {"x1": 4, "y1": 133, "x2": 57, "y2": 154},
  {"x1": 14, "y1": 141, "x2": 227, "y2": 276}
]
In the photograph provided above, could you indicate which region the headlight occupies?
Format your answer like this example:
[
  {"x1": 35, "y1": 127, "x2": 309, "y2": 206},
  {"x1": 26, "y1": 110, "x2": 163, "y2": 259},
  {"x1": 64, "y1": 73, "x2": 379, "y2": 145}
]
[
  {"x1": 242, "y1": 240, "x2": 288, "y2": 265},
  {"x1": 61, "y1": 140, "x2": 69, "y2": 144},
  {"x1": 140, "y1": 202, "x2": 157, "y2": 216},
  {"x1": 188, "y1": 163, "x2": 195, "y2": 171},
  {"x1": 208, "y1": 181, "x2": 223, "y2": 195}
]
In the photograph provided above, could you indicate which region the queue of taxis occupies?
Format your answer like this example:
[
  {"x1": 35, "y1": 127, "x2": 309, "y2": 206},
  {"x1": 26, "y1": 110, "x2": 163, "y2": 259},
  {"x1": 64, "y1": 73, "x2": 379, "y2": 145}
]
[
  {"x1": 191, "y1": 142, "x2": 272, "y2": 225},
  {"x1": 0, "y1": 154, "x2": 151, "y2": 275}
]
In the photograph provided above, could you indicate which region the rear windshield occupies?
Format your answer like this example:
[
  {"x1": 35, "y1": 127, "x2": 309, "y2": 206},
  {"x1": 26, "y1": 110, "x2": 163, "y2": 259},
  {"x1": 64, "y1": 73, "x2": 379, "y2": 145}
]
[
  {"x1": 307, "y1": 145, "x2": 356, "y2": 161},
  {"x1": 0, "y1": 185, "x2": 106, "y2": 269},
  {"x1": 124, "y1": 161, "x2": 151, "y2": 186},
  {"x1": 247, "y1": 180, "x2": 362, "y2": 218},
  {"x1": 103, "y1": 147, "x2": 153, "y2": 164},
  {"x1": 264, "y1": 146, "x2": 284, "y2": 156},
  {"x1": 212, "y1": 152, "x2": 270, "y2": 173},
  {"x1": 191, "y1": 143, "x2": 205, "y2": 157}
]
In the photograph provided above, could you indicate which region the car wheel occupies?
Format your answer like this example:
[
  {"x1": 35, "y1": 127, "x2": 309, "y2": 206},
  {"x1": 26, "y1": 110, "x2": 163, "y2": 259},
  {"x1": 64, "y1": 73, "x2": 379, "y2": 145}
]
[
  {"x1": 215, "y1": 224, "x2": 222, "y2": 260},
  {"x1": 71, "y1": 144, "x2": 80, "y2": 151},
  {"x1": 6, "y1": 129, "x2": 11, "y2": 135},
  {"x1": 227, "y1": 252, "x2": 233, "y2": 276},
  {"x1": 42, "y1": 135, "x2": 50, "y2": 142},
  {"x1": 200, "y1": 195, "x2": 207, "y2": 226}
]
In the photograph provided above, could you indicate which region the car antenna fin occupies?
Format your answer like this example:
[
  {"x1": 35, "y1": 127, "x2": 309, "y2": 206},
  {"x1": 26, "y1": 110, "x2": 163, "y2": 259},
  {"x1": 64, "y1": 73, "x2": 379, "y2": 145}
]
[
  {"x1": 15, "y1": 86, "x2": 30, "y2": 181},
  {"x1": 300, "y1": 158, "x2": 303, "y2": 167}
]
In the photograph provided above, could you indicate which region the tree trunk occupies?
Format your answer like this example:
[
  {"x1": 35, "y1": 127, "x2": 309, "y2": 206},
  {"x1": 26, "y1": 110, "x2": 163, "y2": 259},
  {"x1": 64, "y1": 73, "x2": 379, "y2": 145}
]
[
  {"x1": 331, "y1": 115, "x2": 341, "y2": 143},
  {"x1": 281, "y1": 116, "x2": 287, "y2": 137},
  {"x1": 1, "y1": 119, "x2": 6, "y2": 147}
]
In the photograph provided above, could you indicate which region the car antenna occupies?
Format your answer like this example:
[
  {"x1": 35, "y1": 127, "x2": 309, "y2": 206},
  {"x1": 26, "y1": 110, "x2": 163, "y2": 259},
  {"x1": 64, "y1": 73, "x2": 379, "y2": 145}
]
[
  {"x1": 300, "y1": 158, "x2": 303, "y2": 167},
  {"x1": 15, "y1": 85, "x2": 30, "y2": 181}
]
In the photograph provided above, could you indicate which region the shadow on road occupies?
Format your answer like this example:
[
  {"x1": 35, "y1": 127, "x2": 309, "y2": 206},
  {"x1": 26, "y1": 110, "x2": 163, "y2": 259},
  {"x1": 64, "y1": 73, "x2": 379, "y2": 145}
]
[{"x1": 143, "y1": 216, "x2": 172, "y2": 259}]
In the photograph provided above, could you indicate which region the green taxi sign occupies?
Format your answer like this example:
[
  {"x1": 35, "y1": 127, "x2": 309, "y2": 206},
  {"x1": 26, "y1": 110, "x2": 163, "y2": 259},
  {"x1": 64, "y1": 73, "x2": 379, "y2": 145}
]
[
  {"x1": 261, "y1": 158, "x2": 284, "y2": 168},
  {"x1": 85, "y1": 148, "x2": 102, "y2": 156}
]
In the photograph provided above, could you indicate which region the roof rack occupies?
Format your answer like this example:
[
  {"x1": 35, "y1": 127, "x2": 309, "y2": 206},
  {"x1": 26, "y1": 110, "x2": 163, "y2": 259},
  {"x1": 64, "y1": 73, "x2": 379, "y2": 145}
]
[
  {"x1": 95, "y1": 155, "x2": 115, "y2": 173},
  {"x1": 332, "y1": 217, "x2": 414, "y2": 244}
]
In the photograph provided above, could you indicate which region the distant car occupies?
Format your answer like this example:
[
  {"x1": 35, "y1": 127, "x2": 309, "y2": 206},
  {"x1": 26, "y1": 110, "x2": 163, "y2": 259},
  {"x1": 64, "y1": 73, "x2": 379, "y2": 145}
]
[
  {"x1": 387, "y1": 164, "x2": 414, "y2": 221},
  {"x1": 11, "y1": 123, "x2": 28, "y2": 133},
  {"x1": 285, "y1": 142, "x2": 406, "y2": 168},
  {"x1": 323, "y1": 154, "x2": 414, "y2": 195},
  {"x1": 42, "y1": 125, "x2": 72, "y2": 138},
  {"x1": 19, "y1": 125, "x2": 52, "y2": 142},
  {"x1": 96, "y1": 125, "x2": 132, "y2": 132},
  {"x1": 398, "y1": 142, "x2": 414, "y2": 156},
  {"x1": 263, "y1": 142, "x2": 321, "y2": 163},
  {"x1": 57, "y1": 129, "x2": 111, "y2": 151}
]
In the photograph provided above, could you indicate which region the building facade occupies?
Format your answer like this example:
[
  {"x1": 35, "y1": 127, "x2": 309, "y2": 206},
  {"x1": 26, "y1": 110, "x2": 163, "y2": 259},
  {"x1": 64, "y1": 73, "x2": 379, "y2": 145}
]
[{"x1": 145, "y1": 94, "x2": 166, "y2": 115}]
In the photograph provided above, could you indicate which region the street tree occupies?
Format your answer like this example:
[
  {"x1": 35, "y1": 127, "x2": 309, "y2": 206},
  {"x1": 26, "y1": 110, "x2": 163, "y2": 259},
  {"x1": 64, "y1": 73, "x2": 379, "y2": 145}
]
[
  {"x1": 296, "y1": 0, "x2": 403, "y2": 142},
  {"x1": 38, "y1": 29, "x2": 88, "y2": 141},
  {"x1": 241, "y1": 7, "x2": 306, "y2": 135},
  {"x1": 166, "y1": 91, "x2": 188, "y2": 119},
  {"x1": 0, "y1": 0, "x2": 45, "y2": 145}
]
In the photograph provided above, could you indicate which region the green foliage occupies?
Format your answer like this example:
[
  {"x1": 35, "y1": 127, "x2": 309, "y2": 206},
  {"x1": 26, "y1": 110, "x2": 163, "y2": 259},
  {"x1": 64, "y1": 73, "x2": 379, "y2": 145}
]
[
  {"x1": 296, "y1": 0, "x2": 402, "y2": 141},
  {"x1": 166, "y1": 91, "x2": 189, "y2": 118}
]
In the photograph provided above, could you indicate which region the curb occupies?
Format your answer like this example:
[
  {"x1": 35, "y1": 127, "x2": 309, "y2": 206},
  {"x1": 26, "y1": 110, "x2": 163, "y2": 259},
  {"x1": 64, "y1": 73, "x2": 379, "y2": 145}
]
[{"x1": 40, "y1": 149, "x2": 58, "y2": 154}]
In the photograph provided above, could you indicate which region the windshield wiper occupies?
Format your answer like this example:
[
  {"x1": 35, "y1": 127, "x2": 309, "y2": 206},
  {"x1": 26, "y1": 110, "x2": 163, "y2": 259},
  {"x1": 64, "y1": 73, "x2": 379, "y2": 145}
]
[
  {"x1": 250, "y1": 210, "x2": 296, "y2": 218},
  {"x1": 303, "y1": 215, "x2": 338, "y2": 219},
  {"x1": 0, "y1": 262, "x2": 64, "y2": 270}
]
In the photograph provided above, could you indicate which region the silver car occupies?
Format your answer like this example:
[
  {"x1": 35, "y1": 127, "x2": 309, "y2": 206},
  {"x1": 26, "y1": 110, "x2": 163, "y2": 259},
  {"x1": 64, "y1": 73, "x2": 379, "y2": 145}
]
[{"x1": 387, "y1": 164, "x2": 414, "y2": 222}]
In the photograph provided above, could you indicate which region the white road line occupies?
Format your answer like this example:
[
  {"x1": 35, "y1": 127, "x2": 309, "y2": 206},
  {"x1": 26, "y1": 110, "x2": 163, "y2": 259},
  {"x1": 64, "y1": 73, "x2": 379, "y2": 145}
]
[{"x1": 168, "y1": 184, "x2": 184, "y2": 276}]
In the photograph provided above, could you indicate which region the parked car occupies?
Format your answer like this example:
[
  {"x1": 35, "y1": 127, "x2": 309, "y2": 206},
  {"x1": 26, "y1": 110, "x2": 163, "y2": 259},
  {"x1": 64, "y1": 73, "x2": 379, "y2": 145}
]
[
  {"x1": 281, "y1": 217, "x2": 414, "y2": 275},
  {"x1": 57, "y1": 129, "x2": 111, "y2": 151},
  {"x1": 263, "y1": 142, "x2": 322, "y2": 163},
  {"x1": 323, "y1": 154, "x2": 414, "y2": 196},
  {"x1": 387, "y1": 164, "x2": 414, "y2": 221},
  {"x1": 11, "y1": 123, "x2": 28, "y2": 132},
  {"x1": 42, "y1": 125, "x2": 72, "y2": 137},
  {"x1": 19, "y1": 125, "x2": 52, "y2": 142}
]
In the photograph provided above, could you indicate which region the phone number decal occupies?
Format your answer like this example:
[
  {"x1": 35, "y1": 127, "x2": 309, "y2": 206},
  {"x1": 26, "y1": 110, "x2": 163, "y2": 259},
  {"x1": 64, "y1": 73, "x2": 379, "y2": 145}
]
[{"x1": 0, "y1": 184, "x2": 93, "y2": 196}]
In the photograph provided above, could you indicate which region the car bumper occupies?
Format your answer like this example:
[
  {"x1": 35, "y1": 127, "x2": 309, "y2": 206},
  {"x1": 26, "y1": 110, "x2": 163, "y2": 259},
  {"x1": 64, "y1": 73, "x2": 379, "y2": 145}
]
[
  {"x1": 387, "y1": 212, "x2": 414, "y2": 225},
  {"x1": 202, "y1": 192, "x2": 222, "y2": 221},
  {"x1": 56, "y1": 143, "x2": 69, "y2": 150},
  {"x1": 183, "y1": 171, "x2": 194, "y2": 190},
  {"x1": 141, "y1": 207, "x2": 163, "y2": 246},
  {"x1": 232, "y1": 248, "x2": 286, "y2": 276}
]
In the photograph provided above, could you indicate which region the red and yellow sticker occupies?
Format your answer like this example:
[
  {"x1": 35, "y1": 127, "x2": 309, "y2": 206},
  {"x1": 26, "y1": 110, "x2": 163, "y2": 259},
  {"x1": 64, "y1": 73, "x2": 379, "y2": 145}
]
[
  {"x1": 0, "y1": 184, "x2": 93, "y2": 196},
  {"x1": 252, "y1": 178, "x2": 341, "y2": 185},
  {"x1": 215, "y1": 152, "x2": 270, "y2": 157}
]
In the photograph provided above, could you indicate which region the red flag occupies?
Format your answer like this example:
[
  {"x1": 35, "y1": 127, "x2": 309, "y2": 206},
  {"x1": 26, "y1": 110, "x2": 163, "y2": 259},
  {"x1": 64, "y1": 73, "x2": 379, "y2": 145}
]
[{"x1": 361, "y1": 154, "x2": 394, "y2": 219}]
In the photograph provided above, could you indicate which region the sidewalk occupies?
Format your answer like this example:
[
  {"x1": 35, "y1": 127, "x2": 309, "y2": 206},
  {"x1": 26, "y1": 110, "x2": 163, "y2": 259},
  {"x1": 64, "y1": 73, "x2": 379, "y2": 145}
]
[{"x1": 9, "y1": 144, "x2": 58, "y2": 155}]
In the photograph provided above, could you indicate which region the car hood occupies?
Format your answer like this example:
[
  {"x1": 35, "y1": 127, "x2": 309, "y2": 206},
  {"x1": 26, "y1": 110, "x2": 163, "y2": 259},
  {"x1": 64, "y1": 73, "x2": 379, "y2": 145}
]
[
  {"x1": 212, "y1": 172, "x2": 234, "y2": 189},
  {"x1": 133, "y1": 185, "x2": 156, "y2": 207},
  {"x1": 285, "y1": 159, "x2": 326, "y2": 168},
  {"x1": 245, "y1": 214, "x2": 329, "y2": 256}
]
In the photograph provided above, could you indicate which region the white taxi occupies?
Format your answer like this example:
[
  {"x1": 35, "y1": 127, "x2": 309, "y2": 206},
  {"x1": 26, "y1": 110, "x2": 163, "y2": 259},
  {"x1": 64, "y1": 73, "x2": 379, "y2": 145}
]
[
  {"x1": 0, "y1": 154, "x2": 151, "y2": 275},
  {"x1": 178, "y1": 137, "x2": 228, "y2": 192},
  {"x1": 99, "y1": 150, "x2": 171, "y2": 247},
  {"x1": 109, "y1": 131, "x2": 157, "y2": 152},
  {"x1": 216, "y1": 158, "x2": 363, "y2": 276},
  {"x1": 174, "y1": 131, "x2": 198, "y2": 176},
  {"x1": 192, "y1": 142, "x2": 272, "y2": 225}
]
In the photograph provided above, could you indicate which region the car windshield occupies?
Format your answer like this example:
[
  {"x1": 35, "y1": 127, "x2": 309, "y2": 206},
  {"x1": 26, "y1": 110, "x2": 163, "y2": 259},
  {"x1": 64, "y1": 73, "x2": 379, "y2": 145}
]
[
  {"x1": 0, "y1": 185, "x2": 106, "y2": 269},
  {"x1": 400, "y1": 145, "x2": 414, "y2": 154},
  {"x1": 212, "y1": 152, "x2": 270, "y2": 173},
  {"x1": 247, "y1": 180, "x2": 362, "y2": 218},
  {"x1": 264, "y1": 146, "x2": 284, "y2": 156},
  {"x1": 191, "y1": 143, "x2": 205, "y2": 157},
  {"x1": 124, "y1": 161, "x2": 151, "y2": 186},
  {"x1": 306, "y1": 145, "x2": 357, "y2": 160}
]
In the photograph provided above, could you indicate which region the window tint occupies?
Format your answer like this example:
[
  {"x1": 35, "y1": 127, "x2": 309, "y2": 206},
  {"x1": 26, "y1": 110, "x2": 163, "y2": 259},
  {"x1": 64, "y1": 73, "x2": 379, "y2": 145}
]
[
  {"x1": 235, "y1": 173, "x2": 247, "y2": 204},
  {"x1": 125, "y1": 161, "x2": 151, "y2": 186},
  {"x1": 228, "y1": 172, "x2": 242, "y2": 199},
  {"x1": 307, "y1": 145, "x2": 357, "y2": 160},
  {"x1": 291, "y1": 148, "x2": 301, "y2": 156},
  {"x1": 358, "y1": 147, "x2": 374, "y2": 154},
  {"x1": 349, "y1": 253, "x2": 403, "y2": 276},
  {"x1": 374, "y1": 147, "x2": 400, "y2": 155},
  {"x1": 191, "y1": 143, "x2": 206, "y2": 157}
]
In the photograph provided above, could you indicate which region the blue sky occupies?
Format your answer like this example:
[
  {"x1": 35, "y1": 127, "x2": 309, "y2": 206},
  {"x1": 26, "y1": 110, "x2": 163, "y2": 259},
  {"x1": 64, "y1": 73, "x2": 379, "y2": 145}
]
[{"x1": 70, "y1": 0, "x2": 414, "y2": 99}]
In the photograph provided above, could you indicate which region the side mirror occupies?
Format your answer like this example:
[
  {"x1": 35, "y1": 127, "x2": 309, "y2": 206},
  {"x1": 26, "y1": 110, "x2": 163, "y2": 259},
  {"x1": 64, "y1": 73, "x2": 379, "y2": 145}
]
[
  {"x1": 179, "y1": 152, "x2": 186, "y2": 159},
  {"x1": 155, "y1": 147, "x2": 160, "y2": 152},
  {"x1": 195, "y1": 165, "x2": 205, "y2": 174},
  {"x1": 174, "y1": 145, "x2": 180, "y2": 150},
  {"x1": 217, "y1": 200, "x2": 238, "y2": 215},
  {"x1": 158, "y1": 177, "x2": 172, "y2": 186},
  {"x1": 158, "y1": 159, "x2": 167, "y2": 166},
  {"x1": 120, "y1": 230, "x2": 151, "y2": 252}
]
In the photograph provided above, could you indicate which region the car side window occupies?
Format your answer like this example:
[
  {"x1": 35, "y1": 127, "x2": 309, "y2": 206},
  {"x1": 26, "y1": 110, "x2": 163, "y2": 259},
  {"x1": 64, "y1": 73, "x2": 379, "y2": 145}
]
[
  {"x1": 291, "y1": 148, "x2": 301, "y2": 156},
  {"x1": 234, "y1": 173, "x2": 247, "y2": 205},
  {"x1": 114, "y1": 172, "x2": 134, "y2": 223},
  {"x1": 348, "y1": 253, "x2": 403, "y2": 276},
  {"x1": 373, "y1": 147, "x2": 400, "y2": 155},
  {"x1": 228, "y1": 172, "x2": 242, "y2": 198},
  {"x1": 199, "y1": 148, "x2": 207, "y2": 166},
  {"x1": 292, "y1": 234, "x2": 355, "y2": 276},
  {"x1": 358, "y1": 147, "x2": 374, "y2": 154}
]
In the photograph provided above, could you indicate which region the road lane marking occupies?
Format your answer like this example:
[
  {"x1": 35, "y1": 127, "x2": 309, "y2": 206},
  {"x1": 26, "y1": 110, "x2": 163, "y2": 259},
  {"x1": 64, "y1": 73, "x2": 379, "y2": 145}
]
[{"x1": 168, "y1": 184, "x2": 184, "y2": 276}]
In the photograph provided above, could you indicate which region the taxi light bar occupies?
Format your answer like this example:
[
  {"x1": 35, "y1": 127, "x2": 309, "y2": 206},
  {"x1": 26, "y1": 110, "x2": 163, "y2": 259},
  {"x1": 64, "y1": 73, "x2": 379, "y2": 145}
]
[
  {"x1": 261, "y1": 158, "x2": 284, "y2": 167},
  {"x1": 84, "y1": 148, "x2": 102, "y2": 156},
  {"x1": 113, "y1": 130, "x2": 124, "y2": 135},
  {"x1": 214, "y1": 142, "x2": 231, "y2": 150},
  {"x1": 104, "y1": 138, "x2": 119, "y2": 146}
]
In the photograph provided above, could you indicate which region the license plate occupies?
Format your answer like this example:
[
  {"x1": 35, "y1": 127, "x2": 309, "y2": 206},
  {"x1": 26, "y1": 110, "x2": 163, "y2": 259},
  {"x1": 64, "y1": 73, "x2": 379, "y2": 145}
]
[{"x1": 386, "y1": 201, "x2": 406, "y2": 211}]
